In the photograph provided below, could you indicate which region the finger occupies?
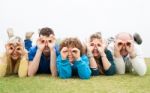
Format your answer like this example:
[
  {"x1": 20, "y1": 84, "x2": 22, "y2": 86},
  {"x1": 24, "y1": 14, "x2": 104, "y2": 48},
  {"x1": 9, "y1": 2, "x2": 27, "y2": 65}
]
[
  {"x1": 50, "y1": 35, "x2": 56, "y2": 40},
  {"x1": 71, "y1": 48, "x2": 79, "y2": 53},
  {"x1": 61, "y1": 47, "x2": 68, "y2": 53}
]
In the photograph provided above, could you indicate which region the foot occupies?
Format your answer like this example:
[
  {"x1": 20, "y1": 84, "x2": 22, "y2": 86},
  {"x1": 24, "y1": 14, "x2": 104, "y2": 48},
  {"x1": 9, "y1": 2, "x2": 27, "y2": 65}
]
[
  {"x1": 25, "y1": 32, "x2": 34, "y2": 40},
  {"x1": 7, "y1": 28, "x2": 14, "y2": 39},
  {"x1": 133, "y1": 33, "x2": 142, "y2": 45}
]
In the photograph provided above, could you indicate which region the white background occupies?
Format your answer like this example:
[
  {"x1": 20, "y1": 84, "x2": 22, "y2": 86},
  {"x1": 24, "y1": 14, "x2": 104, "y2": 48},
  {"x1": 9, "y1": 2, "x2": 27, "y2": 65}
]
[{"x1": 0, "y1": 0, "x2": 150, "y2": 57}]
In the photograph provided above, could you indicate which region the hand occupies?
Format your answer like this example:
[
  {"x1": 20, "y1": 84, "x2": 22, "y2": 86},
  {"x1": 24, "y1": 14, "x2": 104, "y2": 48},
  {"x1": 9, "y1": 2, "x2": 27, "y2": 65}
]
[
  {"x1": 36, "y1": 37, "x2": 46, "y2": 52},
  {"x1": 61, "y1": 47, "x2": 68, "y2": 60},
  {"x1": 97, "y1": 39, "x2": 106, "y2": 56},
  {"x1": 48, "y1": 35, "x2": 56, "y2": 51},
  {"x1": 87, "y1": 42, "x2": 94, "y2": 53},
  {"x1": 86, "y1": 43, "x2": 94, "y2": 58},
  {"x1": 71, "y1": 48, "x2": 80, "y2": 60},
  {"x1": 114, "y1": 40, "x2": 123, "y2": 57},
  {"x1": 5, "y1": 43, "x2": 14, "y2": 55},
  {"x1": 125, "y1": 40, "x2": 136, "y2": 58},
  {"x1": 15, "y1": 42, "x2": 26, "y2": 56}
]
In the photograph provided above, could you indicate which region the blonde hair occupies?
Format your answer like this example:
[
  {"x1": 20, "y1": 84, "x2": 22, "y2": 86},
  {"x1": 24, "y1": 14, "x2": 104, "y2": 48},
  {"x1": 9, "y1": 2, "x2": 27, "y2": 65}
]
[{"x1": 7, "y1": 36, "x2": 24, "y2": 46}]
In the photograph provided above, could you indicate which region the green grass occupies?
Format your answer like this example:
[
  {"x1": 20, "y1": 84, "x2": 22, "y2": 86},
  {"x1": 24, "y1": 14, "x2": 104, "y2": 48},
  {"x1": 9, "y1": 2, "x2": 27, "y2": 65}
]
[{"x1": 0, "y1": 59, "x2": 150, "y2": 93}]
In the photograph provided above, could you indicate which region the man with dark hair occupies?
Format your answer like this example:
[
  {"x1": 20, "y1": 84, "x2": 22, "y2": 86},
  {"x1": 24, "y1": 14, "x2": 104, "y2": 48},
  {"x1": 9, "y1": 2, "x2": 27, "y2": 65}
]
[{"x1": 27, "y1": 27, "x2": 59, "y2": 76}]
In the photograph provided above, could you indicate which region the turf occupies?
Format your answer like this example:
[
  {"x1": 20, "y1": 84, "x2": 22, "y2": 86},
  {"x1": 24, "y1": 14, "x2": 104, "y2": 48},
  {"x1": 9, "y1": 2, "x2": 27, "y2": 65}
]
[{"x1": 0, "y1": 59, "x2": 150, "y2": 93}]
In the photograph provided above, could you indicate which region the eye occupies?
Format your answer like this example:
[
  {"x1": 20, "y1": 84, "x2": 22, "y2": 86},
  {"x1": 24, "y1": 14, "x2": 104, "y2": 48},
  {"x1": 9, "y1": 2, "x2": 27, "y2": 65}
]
[
  {"x1": 9, "y1": 46, "x2": 14, "y2": 50},
  {"x1": 72, "y1": 50, "x2": 77, "y2": 53},
  {"x1": 118, "y1": 42, "x2": 123, "y2": 46},
  {"x1": 41, "y1": 40, "x2": 45, "y2": 43},
  {"x1": 90, "y1": 43, "x2": 94, "y2": 46},
  {"x1": 16, "y1": 47, "x2": 21, "y2": 51},
  {"x1": 126, "y1": 42, "x2": 131, "y2": 46},
  {"x1": 48, "y1": 40, "x2": 52, "y2": 43},
  {"x1": 97, "y1": 44, "x2": 101, "y2": 47}
]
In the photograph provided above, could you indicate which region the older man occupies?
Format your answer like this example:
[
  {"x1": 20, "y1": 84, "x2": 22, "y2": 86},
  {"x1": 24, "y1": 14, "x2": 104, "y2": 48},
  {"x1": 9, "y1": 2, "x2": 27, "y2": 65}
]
[{"x1": 108, "y1": 32, "x2": 147, "y2": 76}]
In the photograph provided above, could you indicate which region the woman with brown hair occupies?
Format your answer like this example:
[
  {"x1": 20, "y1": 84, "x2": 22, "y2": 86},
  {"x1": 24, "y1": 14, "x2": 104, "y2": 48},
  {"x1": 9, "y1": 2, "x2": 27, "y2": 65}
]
[
  {"x1": 57, "y1": 37, "x2": 91, "y2": 79},
  {"x1": 87, "y1": 32, "x2": 116, "y2": 76}
]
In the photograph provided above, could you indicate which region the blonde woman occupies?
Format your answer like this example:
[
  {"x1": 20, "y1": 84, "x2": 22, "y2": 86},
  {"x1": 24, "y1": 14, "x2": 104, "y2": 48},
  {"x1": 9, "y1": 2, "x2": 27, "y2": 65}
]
[{"x1": 0, "y1": 36, "x2": 28, "y2": 77}]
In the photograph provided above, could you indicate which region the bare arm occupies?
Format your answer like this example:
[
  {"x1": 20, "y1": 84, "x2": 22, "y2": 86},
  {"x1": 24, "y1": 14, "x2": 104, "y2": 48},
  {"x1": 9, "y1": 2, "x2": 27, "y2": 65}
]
[
  {"x1": 28, "y1": 49, "x2": 42, "y2": 76},
  {"x1": 50, "y1": 49, "x2": 57, "y2": 77}
]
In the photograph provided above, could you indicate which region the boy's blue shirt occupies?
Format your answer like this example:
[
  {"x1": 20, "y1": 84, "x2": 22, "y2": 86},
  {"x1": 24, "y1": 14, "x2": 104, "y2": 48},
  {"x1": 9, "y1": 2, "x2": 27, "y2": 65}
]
[{"x1": 57, "y1": 54, "x2": 91, "y2": 79}]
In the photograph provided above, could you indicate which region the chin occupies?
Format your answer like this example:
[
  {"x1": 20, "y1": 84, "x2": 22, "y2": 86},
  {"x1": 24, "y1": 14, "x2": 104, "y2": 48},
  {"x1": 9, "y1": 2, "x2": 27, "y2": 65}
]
[
  {"x1": 93, "y1": 53, "x2": 99, "y2": 58},
  {"x1": 69, "y1": 58, "x2": 74, "y2": 63},
  {"x1": 120, "y1": 51, "x2": 128, "y2": 57},
  {"x1": 11, "y1": 57, "x2": 19, "y2": 61}
]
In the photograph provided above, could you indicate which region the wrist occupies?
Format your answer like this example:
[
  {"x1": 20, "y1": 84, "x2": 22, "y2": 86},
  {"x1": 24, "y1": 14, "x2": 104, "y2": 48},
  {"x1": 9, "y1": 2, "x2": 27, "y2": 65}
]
[
  {"x1": 129, "y1": 52, "x2": 137, "y2": 59},
  {"x1": 101, "y1": 54, "x2": 106, "y2": 58},
  {"x1": 37, "y1": 49, "x2": 43, "y2": 54},
  {"x1": 114, "y1": 51, "x2": 121, "y2": 58},
  {"x1": 76, "y1": 57, "x2": 81, "y2": 61},
  {"x1": 87, "y1": 51, "x2": 93, "y2": 58}
]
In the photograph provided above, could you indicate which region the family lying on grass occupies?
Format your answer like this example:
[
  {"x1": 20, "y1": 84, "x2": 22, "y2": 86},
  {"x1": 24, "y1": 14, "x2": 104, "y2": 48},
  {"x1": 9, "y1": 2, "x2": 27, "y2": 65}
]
[{"x1": 0, "y1": 27, "x2": 147, "y2": 79}]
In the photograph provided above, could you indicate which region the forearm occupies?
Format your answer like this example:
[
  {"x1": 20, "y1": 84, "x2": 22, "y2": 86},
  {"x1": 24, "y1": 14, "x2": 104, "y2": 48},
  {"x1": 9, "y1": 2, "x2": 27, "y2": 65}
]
[
  {"x1": 76, "y1": 59, "x2": 91, "y2": 79},
  {"x1": 105, "y1": 64, "x2": 116, "y2": 75},
  {"x1": 130, "y1": 56, "x2": 147, "y2": 76},
  {"x1": 57, "y1": 59, "x2": 72, "y2": 79},
  {"x1": 0, "y1": 57, "x2": 7, "y2": 77},
  {"x1": 50, "y1": 50, "x2": 57, "y2": 77},
  {"x1": 101, "y1": 55, "x2": 111, "y2": 70},
  {"x1": 0, "y1": 63, "x2": 7, "y2": 77},
  {"x1": 28, "y1": 49, "x2": 42, "y2": 76},
  {"x1": 18, "y1": 56, "x2": 28, "y2": 77},
  {"x1": 89, "y1": 57, "x2": 98, "y2": 68},
  {"x1": 114, "y1": 57, "x2": 125, "y2": 74}
]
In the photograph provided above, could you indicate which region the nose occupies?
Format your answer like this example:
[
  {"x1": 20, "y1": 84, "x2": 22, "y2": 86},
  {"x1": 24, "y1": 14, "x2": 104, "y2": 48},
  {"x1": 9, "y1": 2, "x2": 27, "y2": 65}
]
[
  {"x1": 94, "y1": 45, "x2": 97, "y2": 49},
  {"x1": 45, "y1": 41, "x2": 48, "y2": 46},
  {"x1": 122, "y1": 45, "x2": 126, "y2": 49}
]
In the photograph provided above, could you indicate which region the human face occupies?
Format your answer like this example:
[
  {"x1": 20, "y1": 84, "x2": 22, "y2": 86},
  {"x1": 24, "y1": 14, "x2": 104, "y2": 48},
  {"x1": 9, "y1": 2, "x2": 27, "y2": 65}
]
[
  {"x1": 90, "y1": 38, "x2": 102, "y2": 57},
  {"x1": 39, "y1": 35, "x2": 52, "y2": 56},
  {"x1": 68, "y1": 47, "x2": 75, "y2": 63},
  {"x1": 8, "y1": 43, "x2": 22, "y2": 61},
  {"x1": 117, "y1": 33, "x2": 133, "y2": 57}
]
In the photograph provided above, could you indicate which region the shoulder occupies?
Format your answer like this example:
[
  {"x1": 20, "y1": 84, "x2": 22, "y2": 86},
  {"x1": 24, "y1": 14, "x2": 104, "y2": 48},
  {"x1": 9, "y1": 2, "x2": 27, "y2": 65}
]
[{"x1": 105, "y1": 49, "x2": 113, "y2": 56}]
